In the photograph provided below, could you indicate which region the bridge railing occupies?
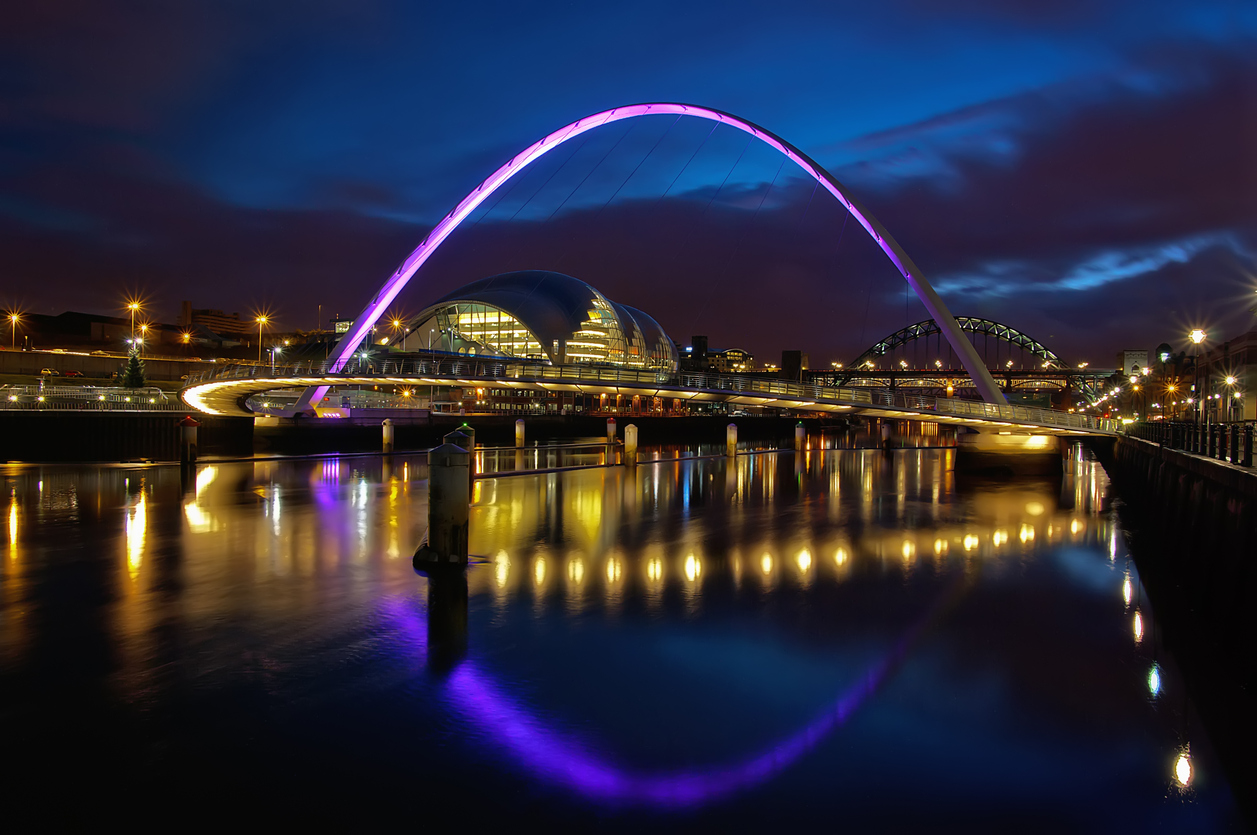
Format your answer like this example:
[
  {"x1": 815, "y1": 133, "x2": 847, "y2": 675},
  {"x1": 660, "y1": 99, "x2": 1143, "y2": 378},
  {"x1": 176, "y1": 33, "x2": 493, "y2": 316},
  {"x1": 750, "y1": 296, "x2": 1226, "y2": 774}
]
[{"x1": 182, "y1": 360, "x2": 1117, "y2": 433}]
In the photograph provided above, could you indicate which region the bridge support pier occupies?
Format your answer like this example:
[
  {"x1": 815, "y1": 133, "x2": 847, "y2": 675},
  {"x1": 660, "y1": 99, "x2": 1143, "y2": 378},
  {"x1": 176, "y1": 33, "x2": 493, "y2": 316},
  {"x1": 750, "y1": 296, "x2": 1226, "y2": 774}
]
[
  {"x1": 607, "y1": 418, "x2": 617, "y2": 443},
  {"x1": 795, "y1": 422, "x2": 805, "y2": 452},
  {"x1": 727, "y1": 423, "x2": 737, "y2": 457},
  {"x1": 515, "y1": 418, "x2": 524, "y2": 448},
  {"x1": 382, "y1": 418, "x2": 394, "y2": 454},
  {"x1": 444, "y1": 427, "x2": 475, "y2": 500},
  {"x1": 624, "y1": 424, "x2": 637, "y2": 467},
  {"x1": 413, "y1": 442, "x2": 470, "y2": 571},
  {"x1": 178, "y1": 416, "x2": 199, "y2": 477}
]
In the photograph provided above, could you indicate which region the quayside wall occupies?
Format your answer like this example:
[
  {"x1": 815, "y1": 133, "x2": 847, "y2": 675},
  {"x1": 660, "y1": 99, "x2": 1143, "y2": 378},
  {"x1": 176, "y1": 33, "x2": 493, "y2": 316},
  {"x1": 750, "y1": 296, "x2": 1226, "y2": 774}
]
[
  {"x1": 1095, "y1": 435, "x2": 1257, "y2": 821},
  {"x1": 0, "y1": 411, "x2": 253, "y2": 462}
]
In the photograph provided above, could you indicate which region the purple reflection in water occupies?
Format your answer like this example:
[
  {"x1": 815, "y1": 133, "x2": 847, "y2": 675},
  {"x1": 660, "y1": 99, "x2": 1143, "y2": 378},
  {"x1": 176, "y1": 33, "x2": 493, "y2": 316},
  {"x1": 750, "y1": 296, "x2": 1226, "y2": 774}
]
[{"x1": 389, "y1": 582, "x2": 960, "y2": 808}]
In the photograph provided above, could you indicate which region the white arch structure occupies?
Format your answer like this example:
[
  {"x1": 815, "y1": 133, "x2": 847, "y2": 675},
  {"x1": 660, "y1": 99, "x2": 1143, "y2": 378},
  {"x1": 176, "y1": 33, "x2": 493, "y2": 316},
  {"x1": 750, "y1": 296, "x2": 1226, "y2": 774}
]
[{"x1": 302, "y1": 103, "x2": 1006, "y2": 408}]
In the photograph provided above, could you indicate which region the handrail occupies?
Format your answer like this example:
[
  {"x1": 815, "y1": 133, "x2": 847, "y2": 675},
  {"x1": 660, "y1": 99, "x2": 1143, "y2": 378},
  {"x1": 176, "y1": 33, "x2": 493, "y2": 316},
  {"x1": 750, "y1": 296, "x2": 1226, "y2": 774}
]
[{"x1": 181, "y1": 359, "x2": 1118, "y2": 433}]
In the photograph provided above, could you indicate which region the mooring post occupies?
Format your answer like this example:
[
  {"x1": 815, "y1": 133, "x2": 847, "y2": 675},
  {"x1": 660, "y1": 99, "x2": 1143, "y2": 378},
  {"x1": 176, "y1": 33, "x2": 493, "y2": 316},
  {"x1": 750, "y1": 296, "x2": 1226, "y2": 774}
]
[
  {"x1": 795, "y1": 421, "x2": 805, "y2": 452},
  {"x1": 382, "y1": 418, "x2": 395, "y2": 454},
  {"x1": 413, "y1": 442, "x2": 470, "y2": 570},
  {"x1": 178, "y1": 415, "x2": 200, "y2": 473},
  {"x1": 624, "y1": 424, "x2": 637, "y2": 467},
  {"x1": 607, "y1": 417, "x2": 617, "y2": 444},
  {"x1": 727, "y1": 422, "x2": 737, "y2": 457},
  {"x1": 515, "y1": 418, "x2": 524, "y2": 448}
]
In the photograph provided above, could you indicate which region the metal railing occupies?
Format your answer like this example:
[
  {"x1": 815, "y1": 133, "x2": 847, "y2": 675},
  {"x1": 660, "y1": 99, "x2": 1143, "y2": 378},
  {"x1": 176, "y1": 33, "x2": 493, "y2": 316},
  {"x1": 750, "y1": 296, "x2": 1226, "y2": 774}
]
[
  {"x1": 182, "y1": 359, "x2": 1119, "y2": 434},
  {"x1": 0, "y1": 385, "x2": 185, "y2": 412},
  {"x1": 1125, "y1": 420, "x2": 1255, "y2": 467}
]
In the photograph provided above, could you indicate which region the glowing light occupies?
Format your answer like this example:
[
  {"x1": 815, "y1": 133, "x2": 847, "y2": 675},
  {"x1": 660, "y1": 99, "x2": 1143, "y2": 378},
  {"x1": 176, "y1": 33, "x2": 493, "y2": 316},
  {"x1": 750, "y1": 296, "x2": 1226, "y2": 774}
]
[
  {"x1": 1025, "y1": 502, "x2": 1045, "y2": 516},
  {"x1": 962, "y1": 535, "x2": 978, "y2": 551},
  {"x1": 1175, "y1": 752, "x2": 1192, "y2": 788},
  {"x1": 647, "y1": 558, "x2": 663, "y2": 582},
  {"x1": 7, "y1": 498, "x2": 16, "y2": 559},
  {"x1": 606, "y1": 558, "x2": 622, "y2": 583},
  {"x1": 685, "y1": 554, "x2": 701, "y2": 582},
  {"x1": 900, "y1": 541, "x2": 914, "y2": 560},
  {"x1": 1122, "y1": 576, "x2": 1133, "y2": 606},
  {"x1": 495, "y1": 551, "x2": 510, "y2": 588},
  {"x1": 834, "y1": 547, "x2": 848, "y2": 566},
  {"x1": 1133, "y1": 611, "x2": 1144, "y2": 643},
  {"x1": 1070, "y1": 519, "x2": 1081, "y2": 535},
  {"x1": 796, "y1": 549, "x2": 812, "y2": 573},
  {"x1": 992, "y1": 530, "x2": 1007, "y2": 547},
  {"x1": 125, "y1": 493, "x2": 146, "y2": 580},
  {"x1": 533, "y1": 557, "x2": 546, "y2": 586},
  {"x1": 568, "y1": 559, "x2": 585, "y2": 585},
  {"x1": 322, "y1": 102, "x2": 1006, "y2": 403},
  {"x1": 933, "y1": 539, "x2": 946, "y2": 555},
  {"x1": 1148, "y1": 664, "x2": 1162, "y2": 697},
  {"x1": 1018, "y1": 524, "x2": 1035, "y2": 543},
  {"x1": 760, "y1": 553, "x2": 773, "y2": 575}
]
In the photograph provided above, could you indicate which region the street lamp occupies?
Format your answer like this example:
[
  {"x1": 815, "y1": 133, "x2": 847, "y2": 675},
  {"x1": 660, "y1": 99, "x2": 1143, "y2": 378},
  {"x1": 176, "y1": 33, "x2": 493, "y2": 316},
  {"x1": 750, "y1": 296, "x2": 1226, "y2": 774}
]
[
  {"x1": 8, "y1": 313, "x2": 18, "y2": 349},
  {"x1": 138, "y1": 324, "x2": 148, "y2": 356},
  {"x1": 1189, "y1": 328, "x2": 1207, "y2": 434},
  {"x1": 256, "y1": 315, "x2": 269, "y2": 362},
  {"x1": 127, "y1": 301, "x2": 141, "y2": 339},
  {"x1": 270, "y1": 346, "x2": 282, "y2": 374}
]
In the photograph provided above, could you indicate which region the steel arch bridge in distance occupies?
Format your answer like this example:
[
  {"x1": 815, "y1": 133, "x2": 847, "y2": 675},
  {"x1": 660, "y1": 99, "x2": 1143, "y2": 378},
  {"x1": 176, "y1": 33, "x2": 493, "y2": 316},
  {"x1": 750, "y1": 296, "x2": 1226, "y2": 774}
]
[
  {"x1": 296, "y1": 103, "x2": 1009, "y2": 410},
  {"x1": 850, "y1": 317, "x2": 1065, "y2": 370}
]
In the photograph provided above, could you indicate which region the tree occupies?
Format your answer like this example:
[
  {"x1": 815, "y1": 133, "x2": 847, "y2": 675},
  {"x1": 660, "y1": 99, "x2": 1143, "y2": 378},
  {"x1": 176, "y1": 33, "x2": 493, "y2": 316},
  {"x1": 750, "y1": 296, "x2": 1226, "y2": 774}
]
[{"x1": 122, "y1": 347, "x2": 146, "y2": 388}]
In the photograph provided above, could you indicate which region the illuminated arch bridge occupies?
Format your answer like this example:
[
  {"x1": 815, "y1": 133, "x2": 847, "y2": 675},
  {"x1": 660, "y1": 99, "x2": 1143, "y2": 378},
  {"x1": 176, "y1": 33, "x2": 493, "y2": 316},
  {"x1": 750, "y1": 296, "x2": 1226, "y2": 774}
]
[
  {"x1": 851, "y1": 317, "x2": 1064, "y2": 372},
  {"x1": 180, "y1": 359, "x2": 1117, "y2": 435},
  {"x1": 296, "y1": 101, "x2": 1010, "y2": 409}
]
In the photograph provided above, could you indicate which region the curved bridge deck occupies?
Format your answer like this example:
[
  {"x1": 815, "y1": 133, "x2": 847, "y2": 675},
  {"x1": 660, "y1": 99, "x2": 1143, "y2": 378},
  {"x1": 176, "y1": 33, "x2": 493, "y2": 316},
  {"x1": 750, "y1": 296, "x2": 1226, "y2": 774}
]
[{"x1": 181, "y1": 360, "x2": 1118, "y2": 436}]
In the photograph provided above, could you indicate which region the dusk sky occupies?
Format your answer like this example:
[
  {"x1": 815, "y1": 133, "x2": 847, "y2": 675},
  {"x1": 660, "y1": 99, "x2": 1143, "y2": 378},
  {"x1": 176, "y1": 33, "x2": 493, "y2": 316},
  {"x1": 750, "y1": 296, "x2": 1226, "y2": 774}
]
[{"x1": 2, "y1": 0, "x2": 1255, "y2": 365}]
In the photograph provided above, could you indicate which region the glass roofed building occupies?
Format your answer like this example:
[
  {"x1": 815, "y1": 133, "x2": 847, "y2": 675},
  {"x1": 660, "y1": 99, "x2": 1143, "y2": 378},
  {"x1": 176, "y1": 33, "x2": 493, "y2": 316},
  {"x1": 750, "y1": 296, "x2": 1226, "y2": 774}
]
[{"x1": 398, "y1": 270, "x2": 678, "y2": 372}]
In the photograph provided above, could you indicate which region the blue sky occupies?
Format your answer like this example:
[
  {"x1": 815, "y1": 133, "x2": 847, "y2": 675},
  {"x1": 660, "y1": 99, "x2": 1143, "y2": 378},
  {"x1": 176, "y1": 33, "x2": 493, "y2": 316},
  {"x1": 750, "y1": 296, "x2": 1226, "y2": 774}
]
[{"x1": 1, "y1": 0, "x2": 1254, "y2": 362}]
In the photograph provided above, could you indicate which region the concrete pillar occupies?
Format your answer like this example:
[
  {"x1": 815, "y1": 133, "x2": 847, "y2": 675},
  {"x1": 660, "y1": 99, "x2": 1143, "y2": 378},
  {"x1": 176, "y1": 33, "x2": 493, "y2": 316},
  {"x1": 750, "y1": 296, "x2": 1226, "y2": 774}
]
[
  {"x1": 445, "y1": 427, "x2": 475, "y2": 500},
  {"x1": 795, "y1": 422, "x2": 805, "y2": 451},
  {"x1": 727, "y1": 423, "x2": 737, "y2": 457},
  {"x1": 413, "y1": 442, "x2": 469, "y2": 570},
  {"x1": 607, "y1": 417, "x2": 617, "y2": 443},
  {"x1": 624, "y1": 424, "x2": 638, "y2": 467},
  {"x1": 382, "y1": 418, "x2": 395, "y2": 453},
  {"x1": 515, "y1": 418, "x2": 525, "y2": 448},
  {"x1": 179, "y1": 416, "x2": 199, "y2": 471}
]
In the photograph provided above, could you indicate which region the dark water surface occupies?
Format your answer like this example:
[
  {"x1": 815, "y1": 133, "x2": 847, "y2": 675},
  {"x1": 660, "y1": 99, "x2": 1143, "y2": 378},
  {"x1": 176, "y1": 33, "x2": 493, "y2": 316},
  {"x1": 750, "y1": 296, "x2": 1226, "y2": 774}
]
[{"x1": 0, "y1": 447, "x2": 1240, "y2": 829}]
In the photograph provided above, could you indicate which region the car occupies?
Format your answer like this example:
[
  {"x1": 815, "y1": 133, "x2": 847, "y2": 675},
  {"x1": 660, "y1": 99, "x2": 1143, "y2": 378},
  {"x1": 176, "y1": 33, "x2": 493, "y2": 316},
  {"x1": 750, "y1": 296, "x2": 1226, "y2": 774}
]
[
  {"x1": 63, "y1": 370, "x2": 84, "y2": 378},
  {"x1": 39, "y1": 368, "x2": 59, "y2": 376}
]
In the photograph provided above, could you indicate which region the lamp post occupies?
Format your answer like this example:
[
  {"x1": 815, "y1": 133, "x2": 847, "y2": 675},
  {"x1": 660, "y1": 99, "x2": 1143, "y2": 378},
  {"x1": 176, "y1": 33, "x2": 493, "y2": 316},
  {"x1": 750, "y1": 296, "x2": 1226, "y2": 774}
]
[
  {"x1": 9, "y1": 313, "x2": 18, "y2": 349},
  {"x1": 256, "y1": 315, "x2": 269, "y2": 363},
  {"x1": 270, "y1": 346, "x2": 282, "y2": 375},
  {"x1": 1189, "y1": 329, "x2": 1207, "y2": 449},
  {"x1": 127, "y1": 301, "x2": 141, "y2": 340}
]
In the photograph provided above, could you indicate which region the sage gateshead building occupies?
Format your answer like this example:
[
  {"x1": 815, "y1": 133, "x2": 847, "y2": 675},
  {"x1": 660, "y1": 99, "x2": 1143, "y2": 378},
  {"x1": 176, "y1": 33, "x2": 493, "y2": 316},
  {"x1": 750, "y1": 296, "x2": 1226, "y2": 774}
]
[{"x1": 397, "y1": 270, "x2": 679, "y2": 372}]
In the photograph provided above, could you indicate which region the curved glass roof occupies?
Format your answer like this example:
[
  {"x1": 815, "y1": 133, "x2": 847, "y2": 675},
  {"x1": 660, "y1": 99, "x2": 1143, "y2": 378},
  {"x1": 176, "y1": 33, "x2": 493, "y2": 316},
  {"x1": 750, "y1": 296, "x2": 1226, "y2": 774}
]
[{"x1": 405, "y1": 271, "x2": 678, "y2": 371}]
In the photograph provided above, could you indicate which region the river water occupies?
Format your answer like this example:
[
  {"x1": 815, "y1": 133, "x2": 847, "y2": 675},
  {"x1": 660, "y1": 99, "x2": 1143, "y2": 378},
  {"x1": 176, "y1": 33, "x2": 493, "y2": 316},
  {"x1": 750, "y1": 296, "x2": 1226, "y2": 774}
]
[{"x1": 0, "y1": 446, "x2": 1241, "y2": 829}]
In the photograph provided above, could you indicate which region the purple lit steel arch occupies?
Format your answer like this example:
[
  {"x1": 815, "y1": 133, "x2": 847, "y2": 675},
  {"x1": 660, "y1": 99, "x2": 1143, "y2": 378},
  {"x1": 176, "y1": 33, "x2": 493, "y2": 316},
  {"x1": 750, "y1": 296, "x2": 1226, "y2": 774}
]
[{"x1": 316, "y1": 103, "x2": 1006, "y2": 406}]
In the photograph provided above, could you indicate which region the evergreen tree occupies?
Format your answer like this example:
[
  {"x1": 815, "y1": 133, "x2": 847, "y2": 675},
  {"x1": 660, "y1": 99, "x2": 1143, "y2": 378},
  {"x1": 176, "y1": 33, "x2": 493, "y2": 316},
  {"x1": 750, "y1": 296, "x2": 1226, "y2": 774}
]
[{"x1": 122, "y1": 347, "x2": 146, "y2": 388}]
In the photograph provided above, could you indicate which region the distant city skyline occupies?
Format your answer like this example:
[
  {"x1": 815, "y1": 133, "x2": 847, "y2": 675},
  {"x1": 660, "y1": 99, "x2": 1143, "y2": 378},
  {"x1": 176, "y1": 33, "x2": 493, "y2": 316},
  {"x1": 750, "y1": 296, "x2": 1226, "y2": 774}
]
[{"x1": 2, "y1": 1, "x2": 1254, "y2": 366}]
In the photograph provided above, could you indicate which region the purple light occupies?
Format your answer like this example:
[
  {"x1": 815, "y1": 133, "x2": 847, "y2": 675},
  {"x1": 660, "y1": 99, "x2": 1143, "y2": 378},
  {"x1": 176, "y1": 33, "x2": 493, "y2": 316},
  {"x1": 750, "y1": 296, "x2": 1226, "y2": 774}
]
[
  {"x1": 315, "y1": 103, "x2": 1006, "y2": 406},
  {"x1": 385, "y1": 578, "x2": 959, "y2": 809}
]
